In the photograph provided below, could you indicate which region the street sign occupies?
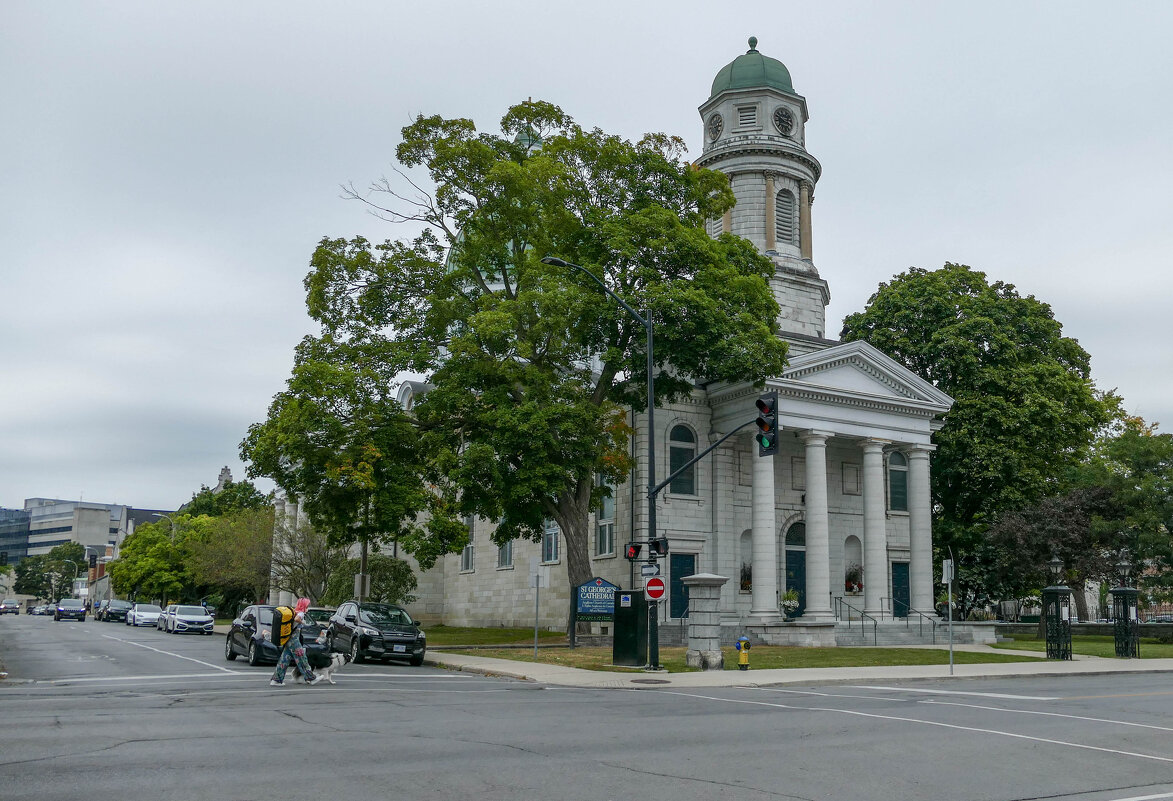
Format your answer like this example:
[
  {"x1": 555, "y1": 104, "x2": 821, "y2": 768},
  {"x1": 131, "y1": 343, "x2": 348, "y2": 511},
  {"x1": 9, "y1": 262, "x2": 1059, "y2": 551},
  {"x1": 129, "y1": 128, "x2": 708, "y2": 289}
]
[
  {"x1": 640, "y1": 563, "x2": 660, "y2": 577},
  {"x1": 645, "y1": 577, "x2": 666, "y2": 601}
]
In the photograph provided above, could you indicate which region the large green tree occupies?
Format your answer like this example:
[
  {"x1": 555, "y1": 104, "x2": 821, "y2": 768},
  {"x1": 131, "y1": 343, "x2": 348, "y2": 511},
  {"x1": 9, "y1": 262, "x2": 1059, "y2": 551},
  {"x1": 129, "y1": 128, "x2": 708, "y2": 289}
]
[
  {"x1": 841, "y1": 264, "x2": 1114, "y2": 611},
  {"x1": 184, "y1": 508, "x2": 274, "y2": 607},
  {"x1": 309, "y1": 100, "x2": 786, "y2": 606},
  {"x1": 181, "y1": 479, "x2": 271, "y2": 517},
  {"x1": 107, "y1": 520, "x2": 190, "y2": 604}
]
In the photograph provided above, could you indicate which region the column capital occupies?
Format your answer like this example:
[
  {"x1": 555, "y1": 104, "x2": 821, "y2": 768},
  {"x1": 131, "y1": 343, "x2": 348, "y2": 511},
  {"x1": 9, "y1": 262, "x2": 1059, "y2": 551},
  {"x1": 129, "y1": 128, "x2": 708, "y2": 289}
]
[
  {"x1": 800, "y1": 430, "x2": 834, "y2": 445},
  {"x1": 903, "y1": 443, "x2": 937, "y2": 459},
  {"x1": 859, "y1": 438, "x2": 888, "y2": 454}
]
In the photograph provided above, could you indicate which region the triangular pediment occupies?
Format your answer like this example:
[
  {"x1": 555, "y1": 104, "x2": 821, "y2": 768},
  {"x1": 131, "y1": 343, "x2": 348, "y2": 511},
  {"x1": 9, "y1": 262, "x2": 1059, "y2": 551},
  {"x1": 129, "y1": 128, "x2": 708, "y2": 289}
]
[{"x1": 780, "y1": 341, "x2": 953, "y2": 411}]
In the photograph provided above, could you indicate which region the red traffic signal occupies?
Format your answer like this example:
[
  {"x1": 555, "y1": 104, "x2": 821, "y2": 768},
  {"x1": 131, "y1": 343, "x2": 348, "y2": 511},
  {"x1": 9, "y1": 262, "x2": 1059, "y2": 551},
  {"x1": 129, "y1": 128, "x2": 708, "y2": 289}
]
[
  {"x1": 625, "y1": 542, "x2": 643, "y2": 560},
  {"x1": 755, "y1": 392, "x2": 779, "y2": 456}
]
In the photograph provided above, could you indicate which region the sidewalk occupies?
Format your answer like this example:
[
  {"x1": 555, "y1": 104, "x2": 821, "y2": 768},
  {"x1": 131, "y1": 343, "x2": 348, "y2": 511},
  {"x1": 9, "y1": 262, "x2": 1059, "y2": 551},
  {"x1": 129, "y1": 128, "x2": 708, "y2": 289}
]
[{"x1": 423, "y1": 646, "x2": 1173, "y2": 689}]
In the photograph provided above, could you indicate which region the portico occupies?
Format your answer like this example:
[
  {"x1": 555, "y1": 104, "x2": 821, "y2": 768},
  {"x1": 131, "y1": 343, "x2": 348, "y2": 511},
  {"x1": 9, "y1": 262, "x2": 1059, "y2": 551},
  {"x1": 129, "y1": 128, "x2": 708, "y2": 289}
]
[{"x1": 711, "y1": 340, "x2": 952, "y2": 630}]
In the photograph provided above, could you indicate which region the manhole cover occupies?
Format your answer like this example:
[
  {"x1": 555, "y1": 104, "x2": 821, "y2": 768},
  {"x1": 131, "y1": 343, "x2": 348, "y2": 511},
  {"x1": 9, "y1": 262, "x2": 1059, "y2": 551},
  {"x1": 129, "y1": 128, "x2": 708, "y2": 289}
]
[{"x1": 630, "y1": 678, "x2": 671, "y2": 684}]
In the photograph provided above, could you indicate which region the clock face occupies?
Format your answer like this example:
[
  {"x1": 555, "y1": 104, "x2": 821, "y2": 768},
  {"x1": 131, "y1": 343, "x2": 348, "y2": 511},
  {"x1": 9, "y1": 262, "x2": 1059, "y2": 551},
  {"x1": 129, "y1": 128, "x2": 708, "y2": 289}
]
[
  {"x1": 707, "y1": 113, "x2": 724, "y2": 141},
  {"x1": 773, "y1": 106, "x2": 795, "y2": 136}
]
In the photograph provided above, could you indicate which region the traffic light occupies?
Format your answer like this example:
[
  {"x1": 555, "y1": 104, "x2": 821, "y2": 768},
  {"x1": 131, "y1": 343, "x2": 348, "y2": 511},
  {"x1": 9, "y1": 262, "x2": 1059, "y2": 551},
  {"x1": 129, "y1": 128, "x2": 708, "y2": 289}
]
[
  {"x1": 625, "y1": 542, "x2": 643, "y2": 560},
  {"x1": 755, "y1": 392, "x2": 779, "y2": 456},
  {"x1": 651, "y1": 538, "x2": 669, "y2": 556},
  {"x1": 0, "y1": 551, "x2": 6, "y2": 567},
  {"x1": 89, "y1": 553, "x2": 98, "y2": 569}
]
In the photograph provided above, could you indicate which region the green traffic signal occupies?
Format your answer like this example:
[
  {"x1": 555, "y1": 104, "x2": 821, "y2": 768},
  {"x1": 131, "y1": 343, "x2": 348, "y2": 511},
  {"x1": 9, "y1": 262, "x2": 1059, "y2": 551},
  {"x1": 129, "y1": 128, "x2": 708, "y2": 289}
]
[{"x1": 755, "y1": 392, "x2": 779, "y2": 456}]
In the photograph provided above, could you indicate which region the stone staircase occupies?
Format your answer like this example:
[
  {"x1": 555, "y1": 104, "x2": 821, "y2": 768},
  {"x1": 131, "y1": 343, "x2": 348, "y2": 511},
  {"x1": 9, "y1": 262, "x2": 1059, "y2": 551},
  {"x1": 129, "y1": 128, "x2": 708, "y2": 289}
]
[{"x1": 834, "y1": 618, "x2": 963, "y2": 647}]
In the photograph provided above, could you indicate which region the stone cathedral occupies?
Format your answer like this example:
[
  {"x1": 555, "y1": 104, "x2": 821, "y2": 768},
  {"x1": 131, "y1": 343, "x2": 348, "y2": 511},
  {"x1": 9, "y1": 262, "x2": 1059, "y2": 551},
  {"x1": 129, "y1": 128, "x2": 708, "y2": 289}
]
[{"x1": 281, "y1": 39, "x2": 955, "y2": 645}]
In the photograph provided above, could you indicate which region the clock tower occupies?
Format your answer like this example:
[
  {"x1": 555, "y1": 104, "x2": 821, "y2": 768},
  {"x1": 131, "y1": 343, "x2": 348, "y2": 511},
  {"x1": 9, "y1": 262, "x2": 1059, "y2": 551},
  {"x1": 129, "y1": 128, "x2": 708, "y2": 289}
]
[{"x1": 696, "y1": 37, "x2": 830, "y2": 351}]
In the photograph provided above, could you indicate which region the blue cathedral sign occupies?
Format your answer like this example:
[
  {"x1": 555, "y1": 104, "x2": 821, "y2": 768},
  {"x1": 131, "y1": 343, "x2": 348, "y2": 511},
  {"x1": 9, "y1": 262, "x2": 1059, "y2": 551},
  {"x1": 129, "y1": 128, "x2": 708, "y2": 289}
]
[{"x1": 576, "y1": 577, "x2": 618, "y2": 622}]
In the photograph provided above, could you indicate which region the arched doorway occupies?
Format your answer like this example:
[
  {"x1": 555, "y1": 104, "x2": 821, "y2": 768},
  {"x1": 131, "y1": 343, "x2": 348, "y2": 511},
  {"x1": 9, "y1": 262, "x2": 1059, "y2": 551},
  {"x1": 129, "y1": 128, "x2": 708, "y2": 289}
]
[{"x1": 784, "y1": 522, "x2": 806, "y2": 617}]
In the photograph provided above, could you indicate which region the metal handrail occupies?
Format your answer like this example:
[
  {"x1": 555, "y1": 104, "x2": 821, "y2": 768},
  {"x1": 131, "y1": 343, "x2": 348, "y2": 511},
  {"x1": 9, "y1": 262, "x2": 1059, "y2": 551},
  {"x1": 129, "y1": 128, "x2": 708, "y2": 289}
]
[
  {"x1": 902, "y1": 606, "x2": 939, "y2": 644},
  {"x1": 834, "y1": 596, "x2": 877, "y2": 645}
]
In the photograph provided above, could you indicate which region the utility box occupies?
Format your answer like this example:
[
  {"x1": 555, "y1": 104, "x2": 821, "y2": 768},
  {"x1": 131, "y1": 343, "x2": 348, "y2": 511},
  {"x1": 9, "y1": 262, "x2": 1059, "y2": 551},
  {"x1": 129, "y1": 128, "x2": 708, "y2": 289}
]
[{"x1": 611, "y1": 588, "x2": 648, "y2": 666}]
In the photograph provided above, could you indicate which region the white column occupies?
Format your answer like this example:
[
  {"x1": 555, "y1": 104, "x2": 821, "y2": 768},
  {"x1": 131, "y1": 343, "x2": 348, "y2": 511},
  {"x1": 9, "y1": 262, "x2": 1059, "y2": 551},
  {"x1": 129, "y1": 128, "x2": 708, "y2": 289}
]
[
  {"x1": 750, "y1": 437, "x2": 780, "y2": 621},
  {"x1": 861, "y1": 439, "x2": 888, "y2": 617},
  {"x1": 802, "y1": 432, "x2": 834, "y2": 621},
  {"x1": 907, "y1": 445, "x2": 936, "y2": 613}
]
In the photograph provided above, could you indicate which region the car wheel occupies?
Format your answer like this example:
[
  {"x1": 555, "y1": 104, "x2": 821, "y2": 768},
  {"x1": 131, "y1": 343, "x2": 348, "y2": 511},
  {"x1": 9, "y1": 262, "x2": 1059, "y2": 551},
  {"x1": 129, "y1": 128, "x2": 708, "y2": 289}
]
[
  {"x1": 247, "y1": 641, "x2": 260, "y2": 667},
  {"x1": 225, "y1": 636, "x2": 237, "y2": 661},
  {"x1": 349, "y1": 638, "x2": 363, "y2": 664},
  {"x1": 409, "y1": 653, "x2": 424, "y2": 667}
]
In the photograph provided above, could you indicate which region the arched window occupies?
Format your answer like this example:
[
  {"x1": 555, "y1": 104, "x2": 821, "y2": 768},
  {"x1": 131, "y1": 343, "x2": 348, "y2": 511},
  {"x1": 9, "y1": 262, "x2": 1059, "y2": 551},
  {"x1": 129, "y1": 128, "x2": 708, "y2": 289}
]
[
  {"x1": 668, "y1": 425, "x2": 697, "y2": 495},
  {"x1": 888, "y1": 452, "x2": 908, "y2": 512},
  {"x1": 775, "y1": 189, "x2": 797, "y2": 247},
  {"x1": 785, "y1": 522, "x2": 806, "y2": 548}
]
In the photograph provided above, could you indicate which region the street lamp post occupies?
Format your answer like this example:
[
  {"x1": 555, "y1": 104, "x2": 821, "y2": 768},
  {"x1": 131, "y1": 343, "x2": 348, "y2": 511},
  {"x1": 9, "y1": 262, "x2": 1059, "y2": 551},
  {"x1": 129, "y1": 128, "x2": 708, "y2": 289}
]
[
  {"x1": 151, "y1": 512, "x2": 177, "y2": 540},
  {"x1": 1111, "y1": 554, "x2": 1140, "y2": 658},
  {"x1": 541, "y1": 256, "x2": 662, "y2": 670},
  {"x1": 1042, "y1": 555, "x2": 1072, "y2": 660}
]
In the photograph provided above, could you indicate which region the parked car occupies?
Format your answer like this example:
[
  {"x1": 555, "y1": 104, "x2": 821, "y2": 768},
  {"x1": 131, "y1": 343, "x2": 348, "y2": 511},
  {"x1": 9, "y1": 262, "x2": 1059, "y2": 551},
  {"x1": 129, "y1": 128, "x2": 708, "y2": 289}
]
[
  {"x1": 224, "y1": 605, "x2": 331, "y2": 668},
  {"x1": 127, "y1": 603, "x2": 163, "y2": 627},
  {"x1": 157, "y1": 604, "x2": 178, "y2": 631},
  {"x1": 32, "y1": 604, "x2": 51, "y2": 616},
  {"x1": 101, "y1": 600, "x2": 133, "y2": 623},
  {"x1": 54, "y1": 599, "x2": 86, "y2": 621},
  {"x1": 168, "y1": 604, "x2": 214, "y2": 634},
  {"x1": 328, "y1": 600, "x2": 426, "y2": 666},
  {"x1": 0, "y1": 598, "x2": 20, "y2": 615},
  {"x1": 1145, "y1": 614, "x2": 1173, "y2": 623}
]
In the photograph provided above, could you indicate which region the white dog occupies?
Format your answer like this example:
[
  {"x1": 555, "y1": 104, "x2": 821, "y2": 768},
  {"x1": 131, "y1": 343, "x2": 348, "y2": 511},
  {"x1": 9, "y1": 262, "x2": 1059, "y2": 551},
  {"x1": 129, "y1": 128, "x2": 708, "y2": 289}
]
[{"x1": 293, "y1": 652, "x2": 349, "y2": 685}]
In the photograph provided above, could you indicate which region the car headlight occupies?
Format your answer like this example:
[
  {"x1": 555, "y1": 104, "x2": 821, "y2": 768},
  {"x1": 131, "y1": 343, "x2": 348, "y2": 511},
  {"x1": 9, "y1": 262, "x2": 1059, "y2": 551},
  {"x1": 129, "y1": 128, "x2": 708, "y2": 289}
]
[
  {"x1": 262, "y1": 630, "x2": 271, "y2": 641},
  {"x1": 418, "y1": 631, "x2": 426, "y2": 640},
  {"x1": 360, "y1": 626, "x2": 379, "y2": 637}
]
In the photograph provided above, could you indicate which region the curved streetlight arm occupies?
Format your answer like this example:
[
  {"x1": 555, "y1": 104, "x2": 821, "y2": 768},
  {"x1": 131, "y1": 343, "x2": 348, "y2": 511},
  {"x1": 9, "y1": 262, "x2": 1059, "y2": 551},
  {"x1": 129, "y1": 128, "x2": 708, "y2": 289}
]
[
  {"x1": 61, "y1": 558, "x2": 79, "y2": 578},
  {"x1": 540, "y1": 257, "x2": 649, "y2": 331}
]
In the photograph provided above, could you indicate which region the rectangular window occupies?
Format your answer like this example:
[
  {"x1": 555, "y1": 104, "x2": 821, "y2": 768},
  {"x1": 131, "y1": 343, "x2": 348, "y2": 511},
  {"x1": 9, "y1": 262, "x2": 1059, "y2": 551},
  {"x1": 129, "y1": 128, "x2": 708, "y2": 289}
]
[
  {"x1": 737, "y1": 105, "x2": 757, "y2": 127},
  {"x1": 460, "y1": 544, "x2": 474, "y2": 572},
  {"x1": 542, "y1": 520, "x2": 560, "y2": 564},
  {"x1": 596, "y1": 477, "x2": 615, "y2": 557},
  {"x1": 497, "y1": 540, "x2": 513, "y2": 568},
  {"x1": 889, "y1": 470, "x2": 908, "y2": 512}
]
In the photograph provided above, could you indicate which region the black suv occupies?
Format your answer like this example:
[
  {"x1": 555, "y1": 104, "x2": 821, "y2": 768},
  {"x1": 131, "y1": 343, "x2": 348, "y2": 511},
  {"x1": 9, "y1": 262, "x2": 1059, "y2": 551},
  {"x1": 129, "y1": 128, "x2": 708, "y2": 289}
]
[
  {"x1": 54, "y1": 599, "x2": 86, "y2": 621},
  {"x1": 100, "y1": 600, "x2": 132, "y2": 622},
  {"x1": 328, "y1": 601, "x2": 426, "y2": 666}
]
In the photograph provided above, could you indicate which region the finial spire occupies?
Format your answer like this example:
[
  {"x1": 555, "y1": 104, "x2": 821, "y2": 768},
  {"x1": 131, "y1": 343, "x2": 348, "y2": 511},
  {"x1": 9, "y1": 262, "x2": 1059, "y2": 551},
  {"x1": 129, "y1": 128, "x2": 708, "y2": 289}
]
[{"x1": 748, "y1": 36, "x2": 758, "y2": 52}]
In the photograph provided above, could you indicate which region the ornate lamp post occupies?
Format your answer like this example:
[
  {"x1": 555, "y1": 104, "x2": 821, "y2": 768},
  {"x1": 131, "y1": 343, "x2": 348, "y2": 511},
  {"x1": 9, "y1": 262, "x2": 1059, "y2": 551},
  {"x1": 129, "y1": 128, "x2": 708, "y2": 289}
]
[
  {"x1": 1110, "y1": 554, "x2": 1140, "y2": 658},
  {"x1": 1042, "y1": 555, "x2": 1072, "y2": 660}
]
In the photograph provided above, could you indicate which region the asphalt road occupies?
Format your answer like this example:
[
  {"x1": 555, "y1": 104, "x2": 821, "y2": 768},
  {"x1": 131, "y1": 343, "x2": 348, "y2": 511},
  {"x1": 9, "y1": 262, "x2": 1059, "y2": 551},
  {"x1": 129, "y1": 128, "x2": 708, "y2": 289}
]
[{"x1": 2, "y1": 613, "x2": 1173, "y2": 801}]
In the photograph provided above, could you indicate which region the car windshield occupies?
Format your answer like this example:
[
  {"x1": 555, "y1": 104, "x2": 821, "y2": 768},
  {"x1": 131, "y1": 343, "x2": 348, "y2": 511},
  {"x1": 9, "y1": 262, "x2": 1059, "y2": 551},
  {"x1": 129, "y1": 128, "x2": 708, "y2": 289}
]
[
  {"x1": 60, "y1": 600, "x2": 83, "y2": 608},
  {"x1": 110, "y1": 601, "x2": 132, "y2": 609},
  {"x1": 177, "y1": 606, "x2": 207, "y2": 615},
  {"x1": 137, "y1": 604, "x2": 162, "y2": 613},
  {"x1": 305, "y1": 609, "x2": 332, "y2": 624},
  {"x1": 359, "y1": 605, "x2": 412, "y2": 626},
  {"x1": 2, "y1": 599, "x2": 16, "y2": 605}
]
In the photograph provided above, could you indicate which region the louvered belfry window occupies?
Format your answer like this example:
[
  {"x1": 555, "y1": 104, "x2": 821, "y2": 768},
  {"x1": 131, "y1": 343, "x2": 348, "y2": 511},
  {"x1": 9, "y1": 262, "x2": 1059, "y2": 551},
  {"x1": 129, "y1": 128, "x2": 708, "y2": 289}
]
[
  {"x1": 776, "y1": 189, "x2": 797, "y2": 246},
  {"x1": 737, "y1": 105, "x2": 757, "y2": 127}
]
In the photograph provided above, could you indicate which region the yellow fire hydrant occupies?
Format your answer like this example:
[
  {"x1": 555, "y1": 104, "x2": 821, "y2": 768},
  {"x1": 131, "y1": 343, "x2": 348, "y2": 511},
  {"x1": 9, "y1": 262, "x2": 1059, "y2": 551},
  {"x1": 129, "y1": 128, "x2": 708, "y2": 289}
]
[{"x1": 735, "y1": 636, "x2": 751, "y2": 670}]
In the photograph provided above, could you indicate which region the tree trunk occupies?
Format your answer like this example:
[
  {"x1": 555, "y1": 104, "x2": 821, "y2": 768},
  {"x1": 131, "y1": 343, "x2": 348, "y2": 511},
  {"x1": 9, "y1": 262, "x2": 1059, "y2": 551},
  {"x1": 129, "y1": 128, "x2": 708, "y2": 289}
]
[
  {"x1": 555, "y1": 479, "x2": 594, "y2": 635},
  {"x1": 1071, "y1": 580, "x2": 1090, "y2": 622}
]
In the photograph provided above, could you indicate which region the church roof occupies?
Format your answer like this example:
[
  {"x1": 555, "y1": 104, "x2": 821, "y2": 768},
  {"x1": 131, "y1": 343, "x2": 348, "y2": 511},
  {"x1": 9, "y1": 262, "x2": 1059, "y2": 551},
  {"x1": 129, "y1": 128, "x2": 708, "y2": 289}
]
[{"x1": 710, "y1": 37, "x2": 795, "y2": 99}]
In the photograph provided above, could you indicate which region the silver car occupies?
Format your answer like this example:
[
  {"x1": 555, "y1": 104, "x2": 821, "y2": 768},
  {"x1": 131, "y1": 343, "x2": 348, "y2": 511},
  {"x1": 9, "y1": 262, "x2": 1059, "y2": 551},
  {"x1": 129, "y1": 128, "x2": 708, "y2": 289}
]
[
  {"x1": 157, "y1": 604, "x2": 177, "y2": 631},
  {"x1": 168, "y1": 604, "x2": 214, "y2": 634},
  {"x1": 127, "y1": 603, "x2": 162, "y2": 627}
]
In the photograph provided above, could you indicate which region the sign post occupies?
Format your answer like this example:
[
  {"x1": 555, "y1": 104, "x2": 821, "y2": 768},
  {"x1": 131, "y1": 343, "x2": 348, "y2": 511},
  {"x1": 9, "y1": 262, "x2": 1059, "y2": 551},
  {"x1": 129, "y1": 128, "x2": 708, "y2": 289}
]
[
  {"x1": 644, "y1": 578, "x2": 666, "y2": 668},
  {"x1": 942, "y1": 558, "x2": 954, "y2": 675}
]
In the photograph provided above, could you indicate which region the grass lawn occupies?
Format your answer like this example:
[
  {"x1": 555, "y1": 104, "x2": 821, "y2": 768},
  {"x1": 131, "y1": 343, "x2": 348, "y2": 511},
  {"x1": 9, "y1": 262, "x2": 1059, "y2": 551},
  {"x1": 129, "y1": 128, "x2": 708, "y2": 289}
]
[
  {"x1": 993, "y1": 633, "x2": 1173, "y2": 659},
  {"x1": 445, "y1": 645, "x2": 1042, "y2": 673},
  {"x1": 422, "y1": 625, "x2": 565, "y2": 647}
]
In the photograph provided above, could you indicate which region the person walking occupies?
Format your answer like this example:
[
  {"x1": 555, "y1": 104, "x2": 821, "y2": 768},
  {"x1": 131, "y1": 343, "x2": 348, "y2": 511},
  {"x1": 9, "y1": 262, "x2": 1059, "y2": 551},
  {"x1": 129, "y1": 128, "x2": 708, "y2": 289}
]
[{"x1": 270, "y1": 598, "x2": 322, "y2": 687}]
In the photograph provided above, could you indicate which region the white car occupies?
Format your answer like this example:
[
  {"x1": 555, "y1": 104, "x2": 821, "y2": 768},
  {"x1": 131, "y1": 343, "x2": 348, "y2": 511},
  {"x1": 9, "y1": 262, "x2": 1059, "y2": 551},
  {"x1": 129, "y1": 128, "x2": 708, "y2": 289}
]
[
  {"x1": 126, "y1": 603, "x2": 162, "y2": 627},
  {"x1": 168, "y1": 604, "x2": 214, "y2": 635},
  {"x1": 157, "y1": 604, "x2": 177, "y2": 631}
]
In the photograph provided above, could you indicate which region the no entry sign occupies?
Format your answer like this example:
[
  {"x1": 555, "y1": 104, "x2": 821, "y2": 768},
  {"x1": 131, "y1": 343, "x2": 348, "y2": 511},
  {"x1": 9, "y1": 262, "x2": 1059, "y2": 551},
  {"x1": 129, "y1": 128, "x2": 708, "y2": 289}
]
[{"x1": 645, "y1": 577, "x2": 666, "y2": 601}]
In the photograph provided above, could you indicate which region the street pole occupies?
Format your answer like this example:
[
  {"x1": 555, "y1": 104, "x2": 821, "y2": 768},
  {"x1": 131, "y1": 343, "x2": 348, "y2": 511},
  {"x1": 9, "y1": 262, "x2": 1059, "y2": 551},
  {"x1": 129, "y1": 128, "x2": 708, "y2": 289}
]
[{"x1": 541, "y1": 257, "x2": 661, "y2": 669}]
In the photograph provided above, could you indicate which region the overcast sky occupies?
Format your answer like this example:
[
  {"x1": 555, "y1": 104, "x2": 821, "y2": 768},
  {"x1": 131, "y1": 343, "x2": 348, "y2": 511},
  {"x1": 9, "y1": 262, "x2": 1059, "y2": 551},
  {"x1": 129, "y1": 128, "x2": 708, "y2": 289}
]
[{"x1": 3, "y1": 2, "x2": 1171, "y2": 511}]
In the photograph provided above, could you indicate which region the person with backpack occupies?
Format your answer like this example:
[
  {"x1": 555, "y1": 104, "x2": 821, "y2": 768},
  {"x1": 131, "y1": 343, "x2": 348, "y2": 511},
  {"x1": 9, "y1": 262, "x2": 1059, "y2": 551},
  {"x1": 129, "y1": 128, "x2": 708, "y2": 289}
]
[{"x1": 270, "y1": 598, "x2": 322, "y2": 686}]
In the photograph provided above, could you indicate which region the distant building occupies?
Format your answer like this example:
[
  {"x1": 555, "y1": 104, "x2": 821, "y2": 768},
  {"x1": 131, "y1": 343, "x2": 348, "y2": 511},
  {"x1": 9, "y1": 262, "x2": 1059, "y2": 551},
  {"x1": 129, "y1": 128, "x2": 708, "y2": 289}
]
[{"x1": 0, "y1": 507, "x2": 31, "y2": 568}]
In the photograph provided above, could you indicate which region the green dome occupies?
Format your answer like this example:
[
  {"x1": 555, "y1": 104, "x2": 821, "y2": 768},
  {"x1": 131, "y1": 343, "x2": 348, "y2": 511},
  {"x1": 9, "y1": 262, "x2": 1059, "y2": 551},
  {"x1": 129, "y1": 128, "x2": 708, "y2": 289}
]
[{"x1": 710, "y1": 36, "x2": 794, "y2": 98}]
